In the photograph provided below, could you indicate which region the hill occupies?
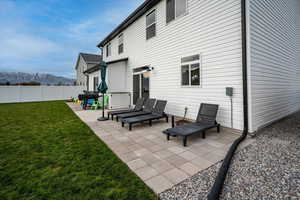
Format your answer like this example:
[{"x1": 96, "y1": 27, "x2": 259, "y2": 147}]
[{"x1": 0, "y1": 72, "x2": 75, "y2": 86}]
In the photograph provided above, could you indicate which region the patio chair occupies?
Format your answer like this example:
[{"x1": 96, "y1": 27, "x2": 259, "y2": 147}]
[
  {"x1": 107, "y1": 98, "x2": 144, "y2": 120},
  {"x1": 121, "y1": 100, "x2": 168, "y2": 131},
  {"x1": 115, "y1": 98, "x2": 156, "y2": 122},
  {"x1": 91, "y1": 95, "x2": 109, "y2": 110},
  {"x1": 163, "y1": 103, "x2": 220, "y2": 147}
]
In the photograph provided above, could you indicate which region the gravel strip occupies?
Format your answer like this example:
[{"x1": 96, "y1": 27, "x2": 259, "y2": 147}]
[{"x1": 160, "y1": 113, "x2": 300, "y2": 200}]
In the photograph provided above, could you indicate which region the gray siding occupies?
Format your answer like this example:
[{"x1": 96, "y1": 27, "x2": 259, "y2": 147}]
[
  {"x1": 248, "y1": 0, "x2": 300, "y2": 132},
  {"x1": 76, "y1": 55, "x2": 88, "y2": 88}
]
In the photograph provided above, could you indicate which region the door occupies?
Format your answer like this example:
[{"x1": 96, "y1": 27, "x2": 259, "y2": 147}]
[
  {"x1": 132, "y1": 74, "x2": 150, "y2": 104},
  {"x1": 133, "y1": 74, "x2": 140, "y2": 104},
  {"x1": 141, "y1": 74, "x2": 149, "y2": 100}
]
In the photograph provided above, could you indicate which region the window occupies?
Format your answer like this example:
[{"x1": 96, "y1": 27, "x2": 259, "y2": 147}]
[
  {"x1": 146, "y1": 10, "x2": 156, "y2": 40},
  {"x1": 106, "y1": 43, "x2": 111, "y2": 57},
  {"x1": 93, "y1": 76, "x2": 99, "y2": 91},
  {"x1": 118, "y1": 34, "x2": 124, "y2": 54},
  {"x1": 181, "y1": 54, "x2": 201, "y2": 86},
  {"x1": 166, "y1": 0, "x2": 187, "y2": 23}
]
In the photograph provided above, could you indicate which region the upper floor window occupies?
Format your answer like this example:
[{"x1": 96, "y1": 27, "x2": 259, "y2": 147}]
[
  {"x1": 181, "y1": 54, "x2": 201, "y2": 86},
  {"x1": 146, "y1": 10, "x2": 156, "y2": 40},
  {"x1": 118, "y1": 34, "x2": 124, "y2": 54},
  {"x1": 106, "y1": 43, "x2": 111, "y2": 57},
  {"x1": 166, "y1": 0, "x2": 187, "y2": 23}
]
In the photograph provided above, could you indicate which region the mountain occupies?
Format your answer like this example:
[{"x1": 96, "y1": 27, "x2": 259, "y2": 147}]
[{"x1": 0, "y1": 72, "x2": 75, "y2": 85}]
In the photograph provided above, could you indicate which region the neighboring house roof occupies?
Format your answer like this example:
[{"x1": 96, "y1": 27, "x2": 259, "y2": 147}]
[
  {"x1": 97, "y1": 0, "x2": 161, "y2": 47},
  {"x1": 84, "y1": 65, "x2": 100, "y2": 74},
  {"x1": 75, "y1": 53, "x2": 102, "y2": 69},
  {"x1": 84, "y1": 58, "x2": 129, "y2": 74},
  {"x1": 80, "y1": 53, "x2": 102, "y2": 63}
]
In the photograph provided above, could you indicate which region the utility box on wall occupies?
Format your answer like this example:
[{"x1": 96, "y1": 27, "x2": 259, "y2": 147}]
[
  {"x1": 226, "y1": 87, "x2": 233, "y2": 97},
  {"x1": 108, "y1": 92, "x2": 131, "y2": 109}
]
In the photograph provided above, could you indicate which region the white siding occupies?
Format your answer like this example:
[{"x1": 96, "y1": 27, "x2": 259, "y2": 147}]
[
  {"x1": 247, "y1": 0, "x2": 300, "y2": 132},
  {"x1": 103, "y1": 0, "x2": 244, "y2": 130},
  {"x1": 88, "y1": 71, "x2": 99, "y2": 91},
  {"x1": 297, "y1": 1, "x2": 300, "y2": 111},
  {"x1": 107, "y1": 62, "x2": 128, "y2": 93}
]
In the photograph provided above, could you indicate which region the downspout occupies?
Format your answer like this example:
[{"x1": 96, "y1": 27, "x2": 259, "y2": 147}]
[{"x1": 207, "y1": 0, "x2": 249, "y2": 199}]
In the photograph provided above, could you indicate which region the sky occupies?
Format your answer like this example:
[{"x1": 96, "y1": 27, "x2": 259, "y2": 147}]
[{"x1": 0, "y1": 0, "x2": 144, "y2": 78}]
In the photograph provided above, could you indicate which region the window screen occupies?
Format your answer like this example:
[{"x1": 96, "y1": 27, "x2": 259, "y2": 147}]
[
  {"x1": 176, "y1": 0, "x2": 187, "y2": 17},
  {"x1": 146, "y1": 10, "x2": 155, "y2": 27},
  {"x1": 118, "y1": 34, "x2": 124, "y2": 54},
  {"x1": 146, "y1": 10, "x2": 156, "y2": 40},
  {"x1": 118, "y1": 44, "x2": 124, "y2": 54},
  {"x1": 146, "y1": 24, "x2": 156, "y2": 39},
  {"x1": 106, "y1": 43, "x2": 111, "y2": 57},
  {"x1": 181, "y1": 65, "x2": 189, "y2": 86},
  {"x1": 166, "y1": 0, "x2": 175, "y2": 23},
  {"x1": 181, "y1": 54, "x2": 200, "y2": 63},
  {"x1": 167, "y1": 0, "x2": 187, "y2": 23}
]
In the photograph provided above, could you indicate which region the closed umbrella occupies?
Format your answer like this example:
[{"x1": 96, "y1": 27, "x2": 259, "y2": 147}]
[{"x1": 97, "y1": 61, "x2": 109, "y2": 121}]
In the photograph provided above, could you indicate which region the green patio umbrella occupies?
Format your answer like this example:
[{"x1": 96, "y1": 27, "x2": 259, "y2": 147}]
[{"x1": 97, "y1": 61, "x2": 109, "y2": 121}]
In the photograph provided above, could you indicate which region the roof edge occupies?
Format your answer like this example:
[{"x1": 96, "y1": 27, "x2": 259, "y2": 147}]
[
  {"x1": 83, "y1": 65, "x2": 100, "y2": 74},
  {"x1": 83, "y1": 58, "x2": 129, "y2": 74},
  {"x1": 97, "y1": 0, "x2": 161, "y2": 48},
  {"x1": 106, "y1": 58, "x2": 128, "y2": 65}
]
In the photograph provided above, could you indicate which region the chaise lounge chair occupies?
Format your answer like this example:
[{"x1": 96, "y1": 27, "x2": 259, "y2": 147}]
[
  {"x1": 121, "y1": 100, "x2": 168, "y2": 131},
  {"x1": 163, "y1": 103, "x2": 220, "y2": 147},
  {"x1": 107, "y1": 98, "x2": 144, "y2": 120},
  {"x1": 116, "y1": 98, "x2": 156, "y2": 122}
]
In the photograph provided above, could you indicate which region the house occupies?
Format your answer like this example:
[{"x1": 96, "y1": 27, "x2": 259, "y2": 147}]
[
  {"x1": 75, "y1": 53, "x2": 102, "y2": 90},
  {"x1": 96, "y1": 0, "x2": 300, "y2": 133}
]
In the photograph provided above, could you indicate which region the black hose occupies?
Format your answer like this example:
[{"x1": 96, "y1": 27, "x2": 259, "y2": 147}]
[
  {"x1": 207, "y1": 130, "x2": 247, "y2": 200},
  {"x1": 208, "y1": 0, "x2": 248, "y2": 198}
]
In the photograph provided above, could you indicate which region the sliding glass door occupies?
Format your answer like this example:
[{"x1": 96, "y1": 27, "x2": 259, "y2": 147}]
[{"x1": 132, "y1": 74, "x2": 149, "y2": 104}]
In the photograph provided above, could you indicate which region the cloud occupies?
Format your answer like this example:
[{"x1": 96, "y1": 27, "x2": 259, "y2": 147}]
[
  {"x1": 0, "y1": 0, "x2": 145, "y2": 77},
  {"x1": 0, "y1": 29, "x2": 62, "y2": 60}
]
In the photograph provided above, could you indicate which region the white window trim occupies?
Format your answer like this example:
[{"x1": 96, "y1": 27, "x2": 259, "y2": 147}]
[
  {"x1": 106, "y1": 43, "x2": 111, "y2": 57},
  {"x1": 180, "y1": 54, "x2": 202, "y2": 88},
  {"x1": 118, "y1": 34, "x2": 124, "y2": 54},
  {"x1": 146, "y1": 9, "x2": 156, "y2": 40},
  {"x1": 166, "y1": 0, "x2": 188, "y2": 25},
  {"x1": 118, "y1": 33, "x2": 123, "y2": 45}
]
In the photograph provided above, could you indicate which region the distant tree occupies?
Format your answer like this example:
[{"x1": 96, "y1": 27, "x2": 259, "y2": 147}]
[{"x1": 20, "y1": 82, "x2": 41, "y2": 86}]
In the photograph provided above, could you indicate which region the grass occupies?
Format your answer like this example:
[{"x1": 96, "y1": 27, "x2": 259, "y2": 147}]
[{"x1": 0, "y1": 101, "x2": 156, "y2": 200}]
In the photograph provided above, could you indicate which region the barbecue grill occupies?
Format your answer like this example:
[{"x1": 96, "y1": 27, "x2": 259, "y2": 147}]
[{"x1": 78, "y1": 91, "x2": 99, "y2": 110}]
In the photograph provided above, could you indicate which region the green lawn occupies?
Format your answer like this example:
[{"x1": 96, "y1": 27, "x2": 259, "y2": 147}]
[{"x1": 0, "y1": 101, "x2": 156, "y2": 200}]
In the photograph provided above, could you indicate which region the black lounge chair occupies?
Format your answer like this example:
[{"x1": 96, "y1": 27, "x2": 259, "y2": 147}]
[
  {"x1": 116, "y1": 98, "x2": 156, "y2": 122},
  {"x1": 122, "y1": 100, "x2": 168, "y2": 131},
  {"x1": 107, "y1": 98, "x2": 144, "y2": 120},
  {"x1": 163, "y1": 103, "x2": 220, "y2": 147}
]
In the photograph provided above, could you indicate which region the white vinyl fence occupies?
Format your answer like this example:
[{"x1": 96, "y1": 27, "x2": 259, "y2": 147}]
[{"x1": 0, "y1": 86, "x2": 85, "y2": 103}]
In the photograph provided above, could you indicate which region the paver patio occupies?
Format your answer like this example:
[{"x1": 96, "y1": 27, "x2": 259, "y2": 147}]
[{"x1": 67, "y1": 103, "x2": 254, "y2": 194}]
